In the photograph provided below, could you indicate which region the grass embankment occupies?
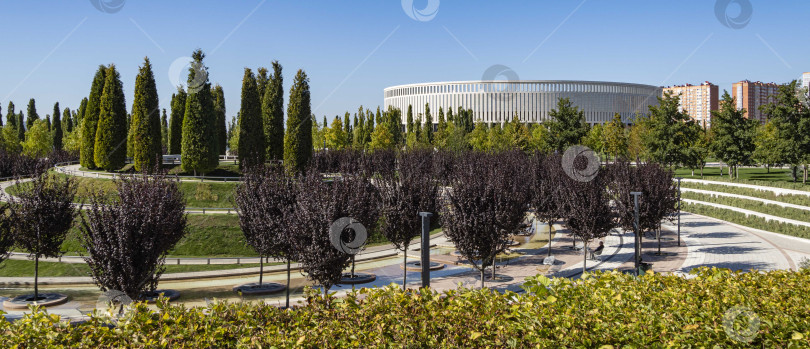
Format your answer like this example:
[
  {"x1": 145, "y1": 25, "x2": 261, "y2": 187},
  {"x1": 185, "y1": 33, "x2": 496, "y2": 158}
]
[
  {"x1": 6, "y1": 175, "x2": 238, "y2": 208},
  {"x1": 77, "y1": 161, "x2": 242, "y2": 178},
  {"x1": 680, "y1": 182, "x2": 810, "y2": 207},
  {"x1": 680, "y1": 192, "x2": 810, "y2": 224},
  {"x1": 674, "y1": 167, "x2": 810, "y2": 191},
  {"x1": 683, "y1": 202, "x2": 810, "y2": 239}
]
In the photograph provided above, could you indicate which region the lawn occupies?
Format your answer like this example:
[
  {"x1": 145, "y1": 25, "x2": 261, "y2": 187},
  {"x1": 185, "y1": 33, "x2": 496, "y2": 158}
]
[
  {"x1": 0, "y1": 259, "x2": 266, "y2": 277},
  {"x1": 77, "y1": 161, "x2": 242, "y2": 179},
  {"x1": 6, "y1": 174, "x2": 238, "y2": 208},
  {"x1": 674, "y1": 167, "x2": 810, "y2": 191}
]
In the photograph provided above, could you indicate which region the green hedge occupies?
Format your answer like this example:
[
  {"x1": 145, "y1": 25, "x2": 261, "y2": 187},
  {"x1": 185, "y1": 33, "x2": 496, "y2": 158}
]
[
  {"x1": 1, "y1": 268, "x2": 808, "y2": 347},
  {"x1": 681, "y1": 182, "x2": 810, "y2": 208},
  {"x1": 683, "y1": 202, "x2": 810, "y2": 239},
  {"x1": 681, "y1": 192, "x2": 810, "y2": 223}
]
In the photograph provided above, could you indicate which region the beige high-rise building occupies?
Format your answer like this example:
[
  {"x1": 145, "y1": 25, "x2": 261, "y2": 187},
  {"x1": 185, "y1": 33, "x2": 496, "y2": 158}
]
[
  {"x1": 662, "y1": 81, "x2": 718, "y2": 128},
  {"x1": 731, "y1": 80, "x2": 779, "y2": 123},
  {"x1": 801, "y1": 72, "x2": 810, "y2": 91}
]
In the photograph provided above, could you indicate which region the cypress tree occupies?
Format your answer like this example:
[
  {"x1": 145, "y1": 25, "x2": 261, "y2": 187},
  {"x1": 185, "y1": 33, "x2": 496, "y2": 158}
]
[
  {"x1": 212, "y1": 84, "x2": 227, "y2": 155},
  {"x1": 63, "y1": 108, "x2": 72, "y2": 133},
  {"x1": 0, "y1": 105, "x2": 2, "y2": 127},
  {"x1": 6, "y1": 102, "x2": 15, "y2": 129},
  {"x1": 131, "y1": 57, "x2": 161, "y2": 172},
  {"x1": 344, "y1": 111, "x2": 352, "y2": 146},
  {"x1": 181, "y1": 49, "x2": 216, "y2": 175},
  {"x1": 94, "y1": 64, "x2": 128, "y2": 171},
  {"x1": 237, "y1": 68, "x2": 265, "y2": 169},
  {"x1": 45, "y1": 115, "x2": 51, "y2": 132},
  {"x1": 422, "y1": 103, "x2": 433, "y2": 144},
  {"x1": 283, "y1": 69, "x2": 311, "y2": 172},
  {"x1": 161, "y1": 108, "x2": 168, "y2": 151},
  {"x1": 52, "y1": 103, "x2": 60, "y2": 131},
  {"x1": 364, "y1": 108, "x2": 374, "y2": 146},
  {"x1": 387, "y1": 106, "x2": 403, "y2": 145},
  {"x1": 406, "y1": 104, "x2": 414, "y2": 134},
  {"x1": 263, "y1": 61, "x2": 284, "y2": 161},
  {"x1": 77, "y1": 97, "x2": 88, "y2": 124},
  {"x1": 256, "y1": 67, "x2": 269, "y2": 101},
  {"x1": 52, "y1": 108, "x2": 63, "y2": 151},
  {"x1": 169, "y1": 88, "x2": 186, "y2": 154},
  {"x1": 81, "y1": 66, "x2": 107, "y2": 169},
  {"x1": 17, "y1": 112, "x2": 25, "y2": 142},
  {"x1": 26, "y1": 98, "x2": 39, "y2": 130},
  {"x1": 354, "y1": 111, "x2": 365, "y2": 148}
]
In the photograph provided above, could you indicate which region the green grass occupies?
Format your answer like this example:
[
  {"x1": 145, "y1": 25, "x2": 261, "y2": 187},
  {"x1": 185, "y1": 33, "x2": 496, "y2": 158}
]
[
  {"x1": 78, "y1": 161, "x2": 242, "y2": 178},
  {"x1": 682, "y1": 191, "x2": 810, "y2": 224},
  {"x1": 6, "y1": 174, "x2": 238, "y2": 208},
  {"x1": 683, "y1": 202, "x2": 810, "y2": 239},
  {"x1": 0, "y1": 259, "x2": 266, "y2": 277},
  {"x1": 674, "y1": 167, "x2": 810, "y2": 191},
  {"x1": 681, "y1": 182, "x2": 810, "y2": 207}
]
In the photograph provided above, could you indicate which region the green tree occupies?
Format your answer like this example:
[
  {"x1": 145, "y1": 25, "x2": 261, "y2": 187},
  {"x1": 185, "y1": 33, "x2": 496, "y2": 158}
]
[
  {"x1": 161, "y1": 109, "x2": 168, "y2": 151},
  {"x1": 22, "y1": 120, "x2": 52, "y2": 157},
  {"x1": 45, "y1": 115, "x2": 51, "y2": 132},
  {"x1": 212, "y1": 84, "x2": 227, "y2": 156},
  {"x1": 582, "y1": 123, "x2": 603, "y2": 156},
  {"x1": 6, "y1": 102, "x2": 15, "y2": 129},
  {"x1": 228, "y1": 115, "x2": 239, "y2": 156},
  {"x1": 369, "y1": 123, "x2": 394, "y2": 151},
  {"x1": 627, "y1": 118, "x2": 649, "y2": 162},
  {"x1": 52, "y1": 105, "x2": 63, "y2": 151},
  {"x1": 63, "y1": 108, "x2": 73, "y2": 134},
  {"x1": 643, "y1": 92, "x2": 697, "y2": 168},
  {"x1": 26, "y1": 98, "x2": 39, "y2": 131},
  {"x1": 324, "y1": 116, "x2": 347, "y2": 150},
  {"x1": 503, "y1": 116, "x2": 530, "y2": 152},
  {"x1": 344, "y1": 111, "x2": 353, "y2": 146},
  {"x1": 17, "y1": 112, "x2": 25, "y2": 143},
  {"x1": 77, "y1": 97, "x2": 88, "y2": 125},
  {"x1": 753, "y1": 120, "x2": 787, "y2": 172},
  {"x1": 51, "y1": 103, "x2": 60, "y2": 132},
  {"x1": 237, "y1": 68, "x2": 266, "y2": 169},
  {"x1": 406, "y1": 105, "x2": 414, "y2": 135},
  {"x1": 422, "y1": 103, "x2": 433, "y2": 144},
  {"x1": 529, "y1": 122, "x2": 552, "y2": 153},
  {"x1": 181, "y1": 50, "x2": 217, "y2": 175},
  {"x1": 386, "y1": 106, "x2": 402, "y2": 146},
  {"x1": 363, "y1": 108, "x2": 374, "y2": 147},
  {"x1": 283, "y1": 70, "x2": 312, "y2": 172},
  {"x1": 130, "y1": 58, "x2": 162, "y2": 172},
  {"x1": 487, "y1": 123, "x2": 507, "y2": 151},
  {"x1": 81, "y1": 66, "x2": 107, "y2": 169},
  {"x1": 263, "y1": 61, "x2": 284, "y2": 161},
  {"x1": 602, "y1": 114, "x2": 628, "y2": 160},
  {"x1": 760, "y1": 80, "x2": 810, "y2": 182},
  {"x1": 468, "y1": 122, "x2": 489, "y2": 151},
  {"x1": 93, "y1": 65, "x2": 128, "y2": 171},
  {"x1": 547, "y1": 98, "x2": 589, "y2": 151},
  {"x1": 169, "y1": 88, "x2": 186, "y2": 154},
  {"x1": 709, "y1": 92, "x2": 757, "y2": 179}
]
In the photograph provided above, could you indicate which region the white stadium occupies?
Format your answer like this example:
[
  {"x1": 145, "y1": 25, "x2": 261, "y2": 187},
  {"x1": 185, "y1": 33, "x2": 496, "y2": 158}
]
[{"x1": 383, "y1": 80, "x2": 662, "y2": 126}]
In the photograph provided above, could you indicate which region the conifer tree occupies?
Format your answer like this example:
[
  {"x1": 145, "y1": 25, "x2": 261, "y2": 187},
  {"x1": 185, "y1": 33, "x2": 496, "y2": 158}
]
[
  {"x1": 0, "y1": 105, "x2": 3, "y2": 127},
  {"x1": 52, "y1": 103, "x2": 60, "y2": 131},
  {"x1": 94, "y1": 65, "x2": 128, "y2": 171},
  {"x1": 26, "y1": 98, "x2": 39, "y2": 130},
  {"x1": 263, "y1": 61, "x2": 284, "y2": 161},
  {"x1": 161, "y1": 108, "x2": 168, "y2": 151},
  {"x1": 52, "y1": 107, "x2": 63, "y2": 151},
  {"x1": 168, "y1": 88, "x2": 186, "y2": 154},
  {"x1": 131, "y1": 58, "x2": 161, "y2": 172},
  {"x1": 406, "y1": 104, "x2": 414, "y2": 134},
  {"x1": 6, "y1": 102, "x2": 15, "y2": 129},
  {"x1": 81, "y1": 66, "x2": 107, "y2": 169},
  {"x1": 237, "y1": 68, "x2": 265, "y2": 169},
  {"x1": 45, "y1": 115, "x2": 51, "y2": 132},
  {"x1": 283, "y1": 69, "x2": 311, "y2": 172},
  {"x1": 344, "y1": 112, "x2": 352, "y2": 146},
  {"x1": 181, "y1": 49, "x2": 217, "y2": 175},
  {"x1": 256, "y1": 68, "x2": 269, "y2": 101},
  {"x1": 212, "y1": 84, "x2": 227, "y2": 155},
  {"x1": 354, "y1": 111, "x2": 365, "y2": 148},
  {"x1": 77, "y1": 97, "x2": 88, "y2": 124},
  {"x1": 17, "y1": 112, "x2": 25, "y2": 142},
  {"x1": 63, "y1": 108, "x2": 73, "y2": 133}
]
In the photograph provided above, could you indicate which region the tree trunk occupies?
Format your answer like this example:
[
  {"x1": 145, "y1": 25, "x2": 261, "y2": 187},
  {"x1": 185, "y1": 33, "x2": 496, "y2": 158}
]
[
  {"x1": 285, "y1": 258, "x2": 291, "y2": 309},
  {"x1": 402, "y1": 245, "x2": 407, "y2": 291},
  {"x1": 582, "y1": 239, "x2": 588, "y2": 274},
  {"x1": 700, "y1": 166, "x2": 704, "y2": 178},
  {"x1": 691, "y1": 169, "x2": 694, "y2": 176},
  {"x1": 657, "y1": 227, "x2": 661, "y2": 254},
  {"x1": 34, "y1": 254, "x2": 39, "y2": 301},
  {"x1": 492, "y1": 255, "x2": 496, "y2": 279},
  {"x1": 766, "y1": 165, "x2": 770, "y2": 173},
  {"x1": 719, "y1": 164, "x2": 723, "y2": 177},
  {"x1": 258, "y1": 255, "x2": 264, "y2": 286},
  {"x1": 351, "y1": 255, "x2": 356, "y2": 278},
  {"x1": 480, "y1": 268, "x2": 485, "y2": 289},
  {"x1": 547, "y1": 221, "x2": 553, "y2": 258}
]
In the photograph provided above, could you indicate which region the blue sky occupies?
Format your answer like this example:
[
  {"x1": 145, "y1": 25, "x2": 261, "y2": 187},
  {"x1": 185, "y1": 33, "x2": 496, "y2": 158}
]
[{"x1": 1, "y1": 1, "x2": 807, "y2": 124}]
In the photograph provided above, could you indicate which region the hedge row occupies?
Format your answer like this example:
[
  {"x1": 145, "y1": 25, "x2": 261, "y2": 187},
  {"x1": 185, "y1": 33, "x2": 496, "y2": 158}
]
[
  {"x1": 683, "y1": 202, "x2": 810, "y2": 239},
  {"x1": 681, "y1": 191, "x2": 810, "y2": 223},
  {"x1": 0, "y1": 268, "x2": 808, "y2": 347},
  {"x1": 681, "y1": 181, "x2": 810, "y2": 208}
]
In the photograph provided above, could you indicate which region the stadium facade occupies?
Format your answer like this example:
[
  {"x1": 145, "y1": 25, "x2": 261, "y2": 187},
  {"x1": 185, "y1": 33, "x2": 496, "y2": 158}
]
[{"x1": 383, "y1": 80, "x2": 662, "y2": 125}]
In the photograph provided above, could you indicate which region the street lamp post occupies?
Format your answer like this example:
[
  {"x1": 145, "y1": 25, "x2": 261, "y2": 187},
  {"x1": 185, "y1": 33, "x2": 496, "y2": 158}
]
[
  {"x1": 675, "y1": 177, "x2": 682, "y2": 247},
  {"x1": 418, "y1": 212, "x2": 433, "y2": 288},
  {"x1": 631, "y1": 191, "x2": 642, "y2": 276}
]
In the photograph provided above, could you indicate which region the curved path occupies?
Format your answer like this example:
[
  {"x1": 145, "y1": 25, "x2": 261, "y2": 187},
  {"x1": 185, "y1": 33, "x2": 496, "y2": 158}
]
[
  {"x1": 683, "y1": 199, "x2": 810, "y2": 229},
  {"x1": 681, "y1": 187, "x2": 810, "y2": 212},
  {"x1": 682, "y1": 178, "x2": 810, "y2": 197}
]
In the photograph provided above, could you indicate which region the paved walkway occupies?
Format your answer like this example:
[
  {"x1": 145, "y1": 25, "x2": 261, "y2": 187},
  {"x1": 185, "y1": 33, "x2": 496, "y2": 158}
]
[{"x1": 681, "y1": 187, "x2": 810, "y2": 212}]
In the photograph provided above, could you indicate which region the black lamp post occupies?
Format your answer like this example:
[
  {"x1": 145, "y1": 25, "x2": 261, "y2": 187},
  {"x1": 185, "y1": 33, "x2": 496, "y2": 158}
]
[{"x1": 631, "y1": 191, "x2": 642, "y2": 276}]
